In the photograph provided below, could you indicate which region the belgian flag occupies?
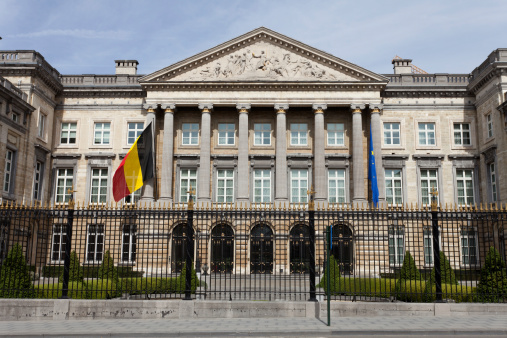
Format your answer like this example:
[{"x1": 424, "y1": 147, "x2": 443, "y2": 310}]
[{"x1": 113, "y1": 122, "x2": 154, "y2": 202}]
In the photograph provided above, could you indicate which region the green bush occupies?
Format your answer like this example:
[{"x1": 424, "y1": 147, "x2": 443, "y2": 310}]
[
  {"x1": 395, "y1": 251, "x2": 423, "y2": 301},
  {"x1": 423, "y1": 252, "x2": 457, "y2": 301},
  {"x1": 98, "y1": 251, "x2": 119, "y2": 283},
  {"x1": 43, "y1": 265, "x2": 143, "y2": 279},
  {"x1": 59, "y1": 251, "x2": 83, "y2": 282},
  {"x1": 0, "y1": 243, "x2": 34, "y2": 298},
  {"x1": 398, "y1": 280, "x2": 475, "y2": 303},
  {"x1": 34, "y1": 281, "x2": 90, "y2": 299},
  {"x1": 175, "y1": 262, "x2": 200, "y2": 293},
  {"x1": 317, "y1": 255, "x2": 341, "y2": 291},
  {"x1": 476, "y1": 247, "x2": 507, "y2": 302},
  {"x1": 86, "y1": 279, "x2": 119, "y2": 299}
]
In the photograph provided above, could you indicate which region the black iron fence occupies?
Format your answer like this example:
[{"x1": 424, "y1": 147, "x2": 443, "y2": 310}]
[{"x1": 0, "y1": 201, "x2": 506, "y2": 303}]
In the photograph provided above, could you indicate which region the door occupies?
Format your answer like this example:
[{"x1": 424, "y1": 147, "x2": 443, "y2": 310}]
[{"x1": 250, "y1": 224, "x2": 273, "y2": 274}]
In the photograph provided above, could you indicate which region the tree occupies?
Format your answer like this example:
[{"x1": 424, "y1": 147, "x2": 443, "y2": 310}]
[
  {"x1": 395, "y1": 251, "x2": 422, "y2": 301},
  {"x1": 318, "y1": 255, "x2": 341, "y2": 292},
  {"x1": 0, "y1": 243, "x2": 34, "y2": 298},
  {"x1": 423, "y1": 252, "x2": 457, "y2": 301},
  {"x1": 98, "y1": 250, "x2": 118, "y2": 283},
  {"x1": 59, "y1": 251, "x2": 83, "y2": 282},
  {"x1": 476, "y1": 247, "x2": 507, "y2": 302}
]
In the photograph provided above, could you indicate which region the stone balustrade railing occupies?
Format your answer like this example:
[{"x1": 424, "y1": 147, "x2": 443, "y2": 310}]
[
  {"x1": 60, "y1": 74, "x2": 142, "y2": 86},
  {"x1": 384, "y1": 73, "x2": 470, "y2": 87},
  {"x1": 1, "y1": 50, "x2": 61, "y2": 81},
  {"x1": 0, "y1": 75, "x2": 28, "y2": 101}
]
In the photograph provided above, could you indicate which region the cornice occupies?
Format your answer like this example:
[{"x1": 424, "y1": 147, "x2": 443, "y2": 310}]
[
  {"x1": 0, "y1": 114, "x2": 28, "y2": 134},
  {"x1": 55, "y1": 104, "x2": 143, "y2": 111},
  {"x1": 0, "y1": 67, "x2": 63, "y2": 94},
  {"x1": 469, "y1": 66, "x2": 507, "y2": 94},
  {"x1": 60, "y1": 89, "x2": 146, "y2": 98},
  {"x1": 382, "y1": 89, "x2": 471, "y2": 98}
]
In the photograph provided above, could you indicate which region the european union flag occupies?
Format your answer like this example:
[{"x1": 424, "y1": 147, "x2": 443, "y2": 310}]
[{"x1": 368, "y1": 126, "x2": 379, "y2": 207}]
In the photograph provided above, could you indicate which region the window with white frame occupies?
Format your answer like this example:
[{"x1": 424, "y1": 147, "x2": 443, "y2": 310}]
[
  {"x1": 127, "y1": 122, "x2": 144, "y2": 145},
  {"x1": 51, "y1": 224, "x2": 67, "y2": 262},
  {"x1": 423, "y1": 228, "x2": 441, "y2": 266},
  {"x1": 90, "y1": 168, "x2": 108, "y2": 203},
  {"x1": 290, "y1": 169, "x2": 308, "y2": 203},
  {"x1": 456, "y1": 169, "x2": 475, "y2": 206},
  {"x1": 384, "y1": 122, "x2": 400, "y2": 145},
  {"x1": 122, "y1": 224, "x2": 137, "y2": 263},
  {"x1": 290, "y1": 123, "x2": 308, "y2": 146},
  {"x1": 182, "y1": 123, "x2": 199, "y2": 145},
  {"x1": 489, "y1": 163, "x2": 497, "y2": 203},
  {"x1": 487, "y1": 114, "x2": 493, "y2": 138},
  {"x1": 253, "y1": 169, "x2": 271, "y2": 203},
  {"x1": 453, "y1": 123, "x2": 471, "y2": 146},
  {"x1": 418, "y1": 123, "x2": 436, "y2": 146},
  {"x1": 37, "y1": 113, "x2": 46, "y2": 139},
  {"x1": 216, "y1": 169, "x2": 234, "y2": 202},
  {"x1": 60, "y1": 122, "x2": 77, "y2": 145},
  {"x1": 385, "y1": 169, "x2": 403, "y2": 205},
  {"x1": 86, "y1": 224, "x2": 104, "y2": 262},
  {"x1": 327, "y1": 123, "x2": 344, "y2": 146},
  {"x1": 420, "y1": 169, "x2": 438, "y2": 205},
  {"x1": 180, "y1": 169, "x2": 197, "y2": 202},
  {"x1": 3, "y1": 149, "x2": 14, "y2": 193},
  {"x1": 218, "y1": 123, "x2": 235, "y2": 145},
  {"x1": 461, "y1": 228, "x2": 478, "y2": 265},
  {"x1": 328, "y1": 169, "x2": 346, "y2": 203},
  {"x1": 33, "y1": 161, "x2": 43, "y2": 200},
  {"x1": 254, "y1": 123, "x2": 271, "y2": 146},
  {"x1": 123, "y1": 189, "x2": 141, "y2": 204},
  {"x1": 388, "y1": 226, "x2": 405, "y2": 266},
  {"x1": 94, "y1": 122, "x2": 110, "y2": 145},
  {"x1": 55, "y1": 168, "x2": 73, "y2": 203}
]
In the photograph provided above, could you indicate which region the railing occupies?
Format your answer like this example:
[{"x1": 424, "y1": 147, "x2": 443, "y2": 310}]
[
  {"x1": 0, "y1": 201, "x2": 506, "y2": 303},
  {"x1": 385, "y1": 74, "x2": 470, "y2": 86},
  {"x1": 60, "y1": 75, "x2": 142, "y2": 87},
  {"x1": 0, "y1": 76, "x2": 28, "y2": 101}
]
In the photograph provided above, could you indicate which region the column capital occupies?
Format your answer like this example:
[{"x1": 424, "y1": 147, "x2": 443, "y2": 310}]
[
  {"x1": 312, "y1": 103, "x2": 327, "y2": 114},
  {"x1": 274, "y1": 103, "x2": 289, "y2": 113},
  {"x1": 161, "y1": 103, "x2": 176, "y2": 113},
  {"x1": 198, "y1": 103, "x2": 213, "y2": 113},
  {"x1": 369, "y1": 103, "x2": 383, "y2": 114},
  {"x1": 350, "y1": 103, "x2": 365, "y2": 113},
  {"x1": 143, "y1": 103, "x2": 158, "y2": 113},
  {"x1": 236, "y1": 103, "x2": 251, "y2": 113}
]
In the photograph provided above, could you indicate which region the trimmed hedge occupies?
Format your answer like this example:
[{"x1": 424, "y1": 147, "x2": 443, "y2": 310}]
[
  {"x1": 86, "y1": 279, "x2": 120, "y2": 299},
  {"x1": 318, "y1": 277, "x2": 397, "y2": 298},
  {"x1": 35, "y1": 281, "x2": 90, "y2": 299},
  {"x1": 317, "y1": 255, "x2": 340, "y2": 291},
  {"x1": 397, "y1": 280, "x2": 475, "y2": 303},
  {"x1": 59, "y1": 251, "x2": 83, "y2": 282},
  {"x1": 476, "y1": 247, "x2": 507, "y2": 302},
  {"x1": 42, "y1": 265, "x2": 143, "y2": 279},
  {"x1": 395, "y1": 251, "x2": 423, "y2": 301},
  {"x1": 98, "y1": 251, "x2": 119, "y2": 283},
  {"x1": 0, "y1": 243, "x2": 34, "y2": 298}
]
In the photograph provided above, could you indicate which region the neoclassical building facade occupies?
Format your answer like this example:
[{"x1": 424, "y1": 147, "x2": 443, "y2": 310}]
[{"x1": 0, "y1": 28, "x2": 506, "y2": 274}]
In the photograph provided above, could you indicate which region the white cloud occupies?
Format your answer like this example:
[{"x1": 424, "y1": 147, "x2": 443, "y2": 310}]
[{"x1": 11, "y1": 29, "x2": 130, "y2": 40}]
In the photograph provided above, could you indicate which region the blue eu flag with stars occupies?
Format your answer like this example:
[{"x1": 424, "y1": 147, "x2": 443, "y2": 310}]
[{"x1": 368, "y1": 126, "x2": 379, "y2": 207}]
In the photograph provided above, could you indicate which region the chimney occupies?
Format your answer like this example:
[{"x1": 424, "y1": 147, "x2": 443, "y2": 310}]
[
  {"x1": 392, "y1": 58, "x2": 412, "y2": 74},
  {"x1": 115, "y1": 60, "x2": 139, "y2": 75}
]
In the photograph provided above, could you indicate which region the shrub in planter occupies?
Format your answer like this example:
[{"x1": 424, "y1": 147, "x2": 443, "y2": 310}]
[
  {"x1": 423, "y1": 252, "x2": 457, "y2": 301},
  {"x1": 476, "y1": 246, "x2": 507, "y2": 302},
  {"x1": 395, "y1": 251, "x2": 423, "y2": 301},
  {"x1": 59, "y1": 251, "x2": 83, "y2": 282},
  {"x1": 317, "y1": 255, "x2": 341, "y2": 292},
  {"x1": 0, "y1": 243, "x2": 34, "y2": 298},
  {"x1": 98, "y1": 250, "x2": 118, "y2": 283}
]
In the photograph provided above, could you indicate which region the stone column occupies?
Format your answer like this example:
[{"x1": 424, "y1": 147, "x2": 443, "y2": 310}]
[
  {"x1": 275, "y1": 104, "x2": 289, "y2": 203},
  {"x1": 198, "y1": 103, "x2": 213, "y2": 202},
  {"x1": 313, "y1": 104, "x2": 327, "y2": 202},
  {"x1": 159, "y1": 104, "x2": 175, "y2": 202},
  {"x1": 141, "y1": 104, "x2": 157, "y2": 202},
  {"x1": 236, "y1": 103, "x2": 251, "y2": 202},
  {"x1": 351, "y1": 104, "x2": 366, "y2": 204},
  {"x1": 370, "y1": 104, "x2": 386, "y2": 204}
]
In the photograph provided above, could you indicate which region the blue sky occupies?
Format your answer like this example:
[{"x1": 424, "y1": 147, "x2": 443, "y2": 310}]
[{"x1": 1, "y1": 0, "x2": 505, "y2": 76}]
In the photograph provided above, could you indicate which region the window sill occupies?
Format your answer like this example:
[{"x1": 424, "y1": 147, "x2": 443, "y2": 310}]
[
  {"x1": 57, "y1": 145, "x2": 78, "y2": 149},
  {"x1": 325, "y1": 146, "x2": 347, "y2": 150},
  {"x1": 251, "y1": 145, "x2": 275, "y2": 150},
  {"x1": 178, "y1": 145, "x2": 200, "y2": 150}
]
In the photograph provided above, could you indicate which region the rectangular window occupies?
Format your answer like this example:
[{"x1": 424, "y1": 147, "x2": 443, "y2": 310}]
[
  {"x1": 453, "y1": 123, "x2": 471, "y2": 146},
  {"x1": 461, "y1": 229, "x2": 478, "y2": 265},
  {"x1": 33, "y1": 161, "x2": 43, "y2": 200},
  {"x1": 290, "y1": 123, "x2": 308, "y2": 146},
  {"x1": 60, "y1": 122, "x2": 77, "y2": 145},
  {"x1": 456, "y1": 169, "x2": 474, "y2": 206},
  {"x1": 3, "y1": 150, "x2": 14, "y2": 193},
  {"x1": 423, "y1": 228, "x2": 434, "y2": 266},
  {"x1": 253, "y1": 169, "x2": 271, "y2": 203},
  {"x1": 487, "y1": 114, "x2": 493, "y2": 138},
  {"x1": 127, "y1": 122, "x2": 144, "y2": 145},
  {"x1": 388, "y1": 226, "x2": 404, "y2": 266},
  {"x1": 122, "y1": 224, "x2": 137, "y2": 263},
  {"x1": 182, "y1": 123, "x2": 199, "y2": 145},
  {"x1": 94, "y1": 122, "x2": 111, "y2": 145},
  {"x1": 37, "y1": 113, "x2": 46, "y2": 139},
  {"x1": 90, "y1": 168, "x2": 108, "y2": 203},
  {"x1": 180, "y1": 169, "x2": 197, "y2": 202},
  {"x1": 384, "y1": 122, "x2": 400, "y2": 145},
  {"x1": 51, "y1": 225, "x2": 67, "y2": 262},
  {"x1": 327, "y1": 123, "x2": 344, "y2": 146},
  {"x1": 328, "y1": 169, "x2": 346, "y2": 203},
  {"x1": 290, "y1": 169, "x2": 308, "y2": 203},
  {"x1": 216, "y1": 169, "x2": 234, "y2": 202},
  {"x1": 86, "y1": 224, "x2": 104, "y2": 262},
  {"x1": 385, "y1": 169, "x2": 403, "y2": 205},
  {"x1": 11, "y1": 113, "x2": 19, "y2": 123},
  {"x1": 218, "y1": 123, "x2": 235, "y2": 145},
  {"x1": 123, "y1": 189, "x2": 141, "y2": 205},
  {"x1": 418, "y1": 123, "x2": 435, "y2": 145},
  {"x1": 254, "y1": 123, "x2": 271, "y2": 146},
  {"x1": 55, "y1": 168, "x2": 73, "y2": 203},
  {"x1": 420, "y1": 169, "x2": 438, "y2": 205},
  {"x1": 490, "y1": 163, "x2": 497, "y2": 203}
]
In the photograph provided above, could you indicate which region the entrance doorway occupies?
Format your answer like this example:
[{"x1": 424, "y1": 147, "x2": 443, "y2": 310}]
[
  {"x1": 211, "y1": 224, "x2": 234, "y2": 273},
  {"x1": 331, "y1": 224, "x2": 353, "y2": 275},
  {"x1": 250, "y1": 224, "x2": 273, "y2": 274},
  {"x1": 171, "y1": 223, "x2": 194, "y2": 273},
  {"x1": 289, "y1": 224, "x2": 310, "y2": 274}
]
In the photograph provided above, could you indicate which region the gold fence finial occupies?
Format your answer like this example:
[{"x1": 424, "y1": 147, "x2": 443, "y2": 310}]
[
  {"x1": 307, "y1": 186, "x2": 316, "y2": 211},
  {"x1": 430, "y1": 187, "x2": 438, "y2": 211}
]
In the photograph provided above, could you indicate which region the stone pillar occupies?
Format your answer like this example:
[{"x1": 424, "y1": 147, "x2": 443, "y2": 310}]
[
  {"x1": 370, "y1": 104, "x2": 386, "y2": 204},
  {"x1": 351, "y1": 104, "x2": 366, "y2": 204},
  {"x1": 140, "y1": 104, "x2": 157, "y2": 202},
  {"x1": 198, "y1": 103, "x2": 213, "y2": 202},
  {"x1": 159, "y1": 104, "x2": 175, "y2": 202},
  {"x1": 313, "y1": 104, "x2": 327, "y2": 202},
  {"x1": 236, "y1": 104, "x2": 251, "y2": 202},
  {"x1": 275, "y1": 104, "x2": 289, "y2": 203}
]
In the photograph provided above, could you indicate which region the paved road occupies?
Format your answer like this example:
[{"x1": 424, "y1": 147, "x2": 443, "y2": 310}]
[{"x1": 0, "y1": 315, "x2": 506, "y2": 337}]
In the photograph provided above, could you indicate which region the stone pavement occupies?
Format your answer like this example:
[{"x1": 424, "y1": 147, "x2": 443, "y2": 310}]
[{"x1": 0, "y1": 315, "x2": 506, "y2": 337}]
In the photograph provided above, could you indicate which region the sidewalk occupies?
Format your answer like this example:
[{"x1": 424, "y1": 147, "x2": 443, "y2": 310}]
[{"x1": 0, "y1": 315, "x2": 506, "y2": 337}]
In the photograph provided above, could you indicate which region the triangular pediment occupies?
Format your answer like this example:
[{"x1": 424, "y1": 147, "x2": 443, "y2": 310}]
[{"x1": 140, "y1": 27, "x2": 387, "y2": 84}]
